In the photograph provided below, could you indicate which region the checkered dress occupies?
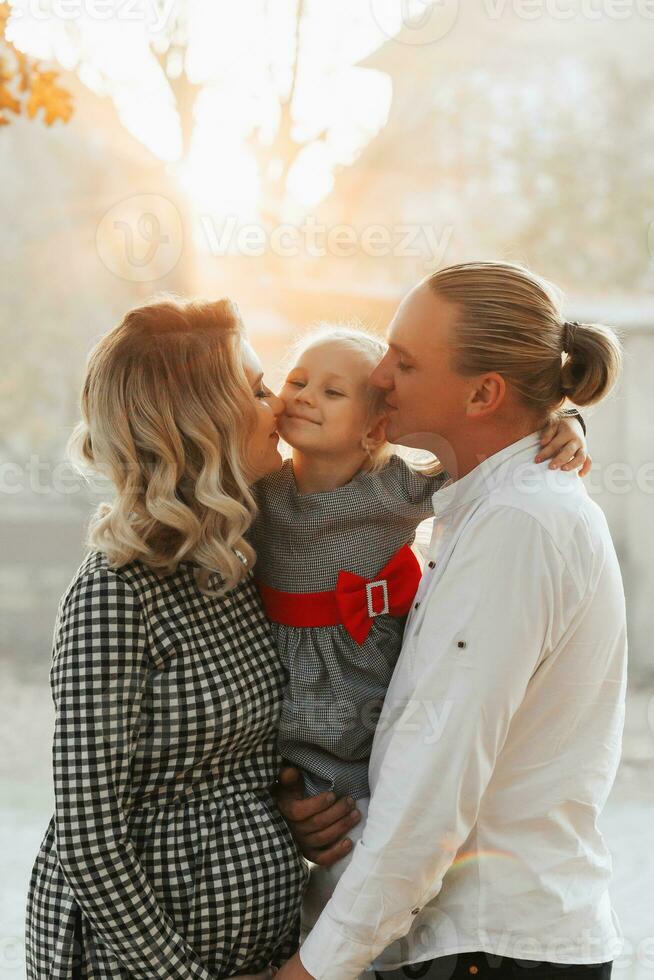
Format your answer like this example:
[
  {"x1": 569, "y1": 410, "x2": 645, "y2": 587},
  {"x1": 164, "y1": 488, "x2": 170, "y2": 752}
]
[
  {"x1": 249, "y1": 456, "x2": 448, "y2": 801},
  {"x1": 25, "y1": 551, "x2": 309, "y2": 979}
]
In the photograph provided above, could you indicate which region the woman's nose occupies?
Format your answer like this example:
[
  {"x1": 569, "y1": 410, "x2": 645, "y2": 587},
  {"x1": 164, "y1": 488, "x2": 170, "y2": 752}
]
[{"x1": 271, "y1": 392, "x2": 285, "y2": 417}]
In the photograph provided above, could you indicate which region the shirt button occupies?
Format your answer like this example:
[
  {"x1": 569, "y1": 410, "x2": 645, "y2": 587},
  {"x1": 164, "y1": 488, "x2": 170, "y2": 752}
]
[
  {"x1": 414, "y1": 602, "x2": 420, "y2": 610},
  {"x1": 428, "y1": 561, "x2": 436, "y2": 569},
  {"x1": 411, "y1": 907, "x2": 421, "y2": 915}
]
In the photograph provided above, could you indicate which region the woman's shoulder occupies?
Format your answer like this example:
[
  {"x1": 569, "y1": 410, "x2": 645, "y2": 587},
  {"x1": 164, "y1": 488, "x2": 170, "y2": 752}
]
[
  {"x1": 62, "y1": 551, "x2": 258, "y2": 620},
  {"x1": 59, "y1": 550, "x2": 196, "y2": 616},
  {"x1": 56, "y1": 551, "x2": 144, "y2": 618},
  {"x1": 68, "y1": 549, "x2": 158, "y2": 588},
  {"x1": 50, "y1": 554, "x2": 146, "y2": 666}
]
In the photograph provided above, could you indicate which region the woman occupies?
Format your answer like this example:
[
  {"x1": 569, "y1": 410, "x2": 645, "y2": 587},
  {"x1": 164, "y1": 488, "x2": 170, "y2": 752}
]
[{"x1": 25, "y1": 297, "x2": 309, "y2": 979}]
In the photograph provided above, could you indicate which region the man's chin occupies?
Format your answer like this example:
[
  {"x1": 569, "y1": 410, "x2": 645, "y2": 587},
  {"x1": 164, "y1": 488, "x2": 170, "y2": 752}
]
[
  {"x1": 387, "y1": 420, "x2": 446, "y2": 455},
  {"x1": 385, "y1": 416, "x2": 401, "y2": 444},
  {"x1": 386, "y1": 416, "x2": 419, "y2": 448}
]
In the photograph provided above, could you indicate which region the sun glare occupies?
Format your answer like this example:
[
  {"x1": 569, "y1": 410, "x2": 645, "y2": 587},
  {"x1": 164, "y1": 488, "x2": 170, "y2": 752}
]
[
  {"x1": 5, "y1": 0, "x2": 392, "y2": 221},
  {"x1": 177, "y1": 144, "x2": 261, "y2": 223}
]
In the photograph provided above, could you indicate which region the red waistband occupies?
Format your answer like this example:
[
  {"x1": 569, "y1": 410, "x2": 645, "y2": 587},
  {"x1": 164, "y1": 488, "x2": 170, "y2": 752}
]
[
  {"x1": 256, "y1": 581, "x2": 341, "y2": 628},
  {"x1": 255, "y1": 542, "x2": 422, "y2": 641}
]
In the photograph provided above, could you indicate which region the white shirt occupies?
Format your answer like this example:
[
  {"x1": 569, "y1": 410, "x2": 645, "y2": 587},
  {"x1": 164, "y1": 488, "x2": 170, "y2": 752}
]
[{"x1": 300, "y1": 432, "x2": 628, "y2": 980}]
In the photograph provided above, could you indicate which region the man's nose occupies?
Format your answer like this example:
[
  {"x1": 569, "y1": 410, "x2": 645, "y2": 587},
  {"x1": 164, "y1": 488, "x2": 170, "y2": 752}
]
[{"x1": 370, "y1": 357, "x2": 393, "y2": 390}]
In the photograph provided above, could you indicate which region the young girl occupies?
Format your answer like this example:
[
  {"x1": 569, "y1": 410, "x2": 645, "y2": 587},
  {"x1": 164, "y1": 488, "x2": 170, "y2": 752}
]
[{"x1": 248, "y1": 325, "x2": 588, "y2": 936}]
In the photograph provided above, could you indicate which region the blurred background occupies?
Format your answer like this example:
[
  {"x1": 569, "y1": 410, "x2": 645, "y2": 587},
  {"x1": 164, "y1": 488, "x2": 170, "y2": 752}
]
[{"x1": 1, "y1": 0, "x2": 653, "y2": 975}]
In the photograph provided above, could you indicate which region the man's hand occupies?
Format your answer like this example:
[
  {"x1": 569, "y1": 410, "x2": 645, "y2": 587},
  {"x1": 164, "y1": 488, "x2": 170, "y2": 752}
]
[
  {"x1": 273, "y1": 766, "x2": 361, "y2": 867},
  {"x1": 274, "y1": 951, "x2": 314, "y2": 980}
]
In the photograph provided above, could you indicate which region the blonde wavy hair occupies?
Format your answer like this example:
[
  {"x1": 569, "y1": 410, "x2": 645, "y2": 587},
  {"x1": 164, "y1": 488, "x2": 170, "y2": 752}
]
[
  {"x1": 425, "y1": 261, "x2": 623, "y2": 415},
  {"x1": 68, "y1": 295, "x2": 261, "y2": 595}
]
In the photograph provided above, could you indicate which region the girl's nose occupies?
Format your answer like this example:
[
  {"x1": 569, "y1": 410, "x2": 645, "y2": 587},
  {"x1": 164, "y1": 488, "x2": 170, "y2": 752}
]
[{"x1": 296, "y1": 386, "x2": 314, "y2": 405}]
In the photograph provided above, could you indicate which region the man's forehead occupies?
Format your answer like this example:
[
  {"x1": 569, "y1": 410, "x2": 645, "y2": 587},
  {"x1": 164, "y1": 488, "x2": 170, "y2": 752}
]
[
  {"x1": 386, "y1": 295, "x2": 425, "y2": 349},
  {"x1": 387, "y1": 285, "x2": 453, "y2": 350}
]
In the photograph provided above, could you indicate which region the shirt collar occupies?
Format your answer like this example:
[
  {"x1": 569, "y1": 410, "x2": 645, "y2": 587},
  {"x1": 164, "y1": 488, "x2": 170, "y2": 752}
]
[{"x1": 431, "y1": 431, "x2": 542, "y2": 516}]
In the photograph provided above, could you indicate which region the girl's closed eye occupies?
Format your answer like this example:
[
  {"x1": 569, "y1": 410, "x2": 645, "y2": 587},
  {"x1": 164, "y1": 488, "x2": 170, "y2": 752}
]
[
  {"x1": 256, "y1": 385, "x2": 272, "y2": 398},
  {"x1": 397, "y1": 360, "x2": 413, "y2": 373},
  {"x1": 325, "y1": 389, "x2": 344, "y2": 397}
]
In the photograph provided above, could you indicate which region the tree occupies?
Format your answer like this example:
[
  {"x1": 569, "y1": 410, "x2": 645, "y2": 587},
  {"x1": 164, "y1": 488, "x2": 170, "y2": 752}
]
[
  {"x1": 0, "y1": 2, "x2": 73, "y2": 126},
  {"x1": 0, "y1": 1, "x2": 391, "y2": 460}
]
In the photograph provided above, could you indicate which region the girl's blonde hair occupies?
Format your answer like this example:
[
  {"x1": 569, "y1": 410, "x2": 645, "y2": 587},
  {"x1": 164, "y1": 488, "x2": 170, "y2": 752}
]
[
  {"x1": 68, "y1": 295, "x2": 260, "y2": 595},
  {"x1": 426, "y1": 261, "x2": 622, "y2": 415},
  {"x1": 283, "y1": 324, "x2": 395, "y2": 473}
]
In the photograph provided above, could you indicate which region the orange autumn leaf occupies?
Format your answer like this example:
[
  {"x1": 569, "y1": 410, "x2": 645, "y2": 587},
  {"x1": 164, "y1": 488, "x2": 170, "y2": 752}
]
[
  {"x1": 26, "y1": 70, "x2": 73, "y2": 125},
  {"x1": 15, "y1": 50, "x2": 30, "y2": 92},
  {"x1": 0, "y1": 65, "x2": 20, "y2": 115},
  {"x1": 1, "y1": 4, "x2": 74, "y2": 127}
]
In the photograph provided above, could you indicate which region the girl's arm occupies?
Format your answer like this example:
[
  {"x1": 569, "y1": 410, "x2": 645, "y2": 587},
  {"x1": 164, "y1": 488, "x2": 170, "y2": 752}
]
[
  {"x1": 393, "y1": 409, "x2": 590, "y2": 519},
  {"x1": 535, "y1": 409, "x2": 591, "y2": 476}
]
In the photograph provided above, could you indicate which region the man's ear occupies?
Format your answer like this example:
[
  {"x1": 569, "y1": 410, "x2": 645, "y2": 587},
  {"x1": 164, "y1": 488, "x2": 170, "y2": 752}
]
[
  {"x1": 466, "y1": 373, "x2": 506, "y2": 418},
  {"x1": 363, "y1": 413, "x2": 389, "y2": 450}
]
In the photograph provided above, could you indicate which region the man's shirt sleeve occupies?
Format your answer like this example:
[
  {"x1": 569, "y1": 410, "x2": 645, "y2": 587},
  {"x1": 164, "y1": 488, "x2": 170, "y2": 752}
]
[{"x1": 300, "y1": 505, "x2": 577, "y2": 980}]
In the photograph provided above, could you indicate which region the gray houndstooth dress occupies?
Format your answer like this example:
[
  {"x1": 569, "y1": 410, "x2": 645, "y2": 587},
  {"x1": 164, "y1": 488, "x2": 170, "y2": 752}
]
[
  {"x1": 249, "y1": 456, "x2": 448, "y2": 801},
  {"x1": 25, "y1": 551, "x2": 309, "y2": 979}
]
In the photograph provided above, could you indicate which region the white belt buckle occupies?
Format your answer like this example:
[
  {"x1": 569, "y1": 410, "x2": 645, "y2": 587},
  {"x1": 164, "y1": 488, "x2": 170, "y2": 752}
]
[{"x1": 366, "y1": 579, "x2": 389, "y2": 618}]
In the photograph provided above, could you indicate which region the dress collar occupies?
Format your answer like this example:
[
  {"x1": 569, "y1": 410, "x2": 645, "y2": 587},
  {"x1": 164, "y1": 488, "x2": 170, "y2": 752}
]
[{"x1": 431, "y1": 431, "x2": 542, "y2": 517}]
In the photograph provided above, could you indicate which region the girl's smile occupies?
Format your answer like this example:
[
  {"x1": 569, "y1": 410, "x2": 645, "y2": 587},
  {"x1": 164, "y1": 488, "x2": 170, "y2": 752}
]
[{"x1": 278, "y1": 342, "x2": 374, "y2": 454}]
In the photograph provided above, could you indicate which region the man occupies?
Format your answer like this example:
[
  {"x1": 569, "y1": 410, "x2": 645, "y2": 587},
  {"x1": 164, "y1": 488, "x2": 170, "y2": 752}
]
[{"x1": 275, "y1": 263, "x2": 627, "y2": 980}]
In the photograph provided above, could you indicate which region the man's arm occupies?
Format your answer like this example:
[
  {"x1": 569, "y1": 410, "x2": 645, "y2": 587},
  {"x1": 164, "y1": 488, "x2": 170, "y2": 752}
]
[{"x1": 293, "y1": 506, "x2": 575, "y2": 980}]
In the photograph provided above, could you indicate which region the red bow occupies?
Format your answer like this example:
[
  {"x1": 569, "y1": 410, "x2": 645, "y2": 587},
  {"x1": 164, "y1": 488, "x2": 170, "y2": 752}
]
[{"x1": 335, "y1": 544, "x2": 422, "y2": 645}]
